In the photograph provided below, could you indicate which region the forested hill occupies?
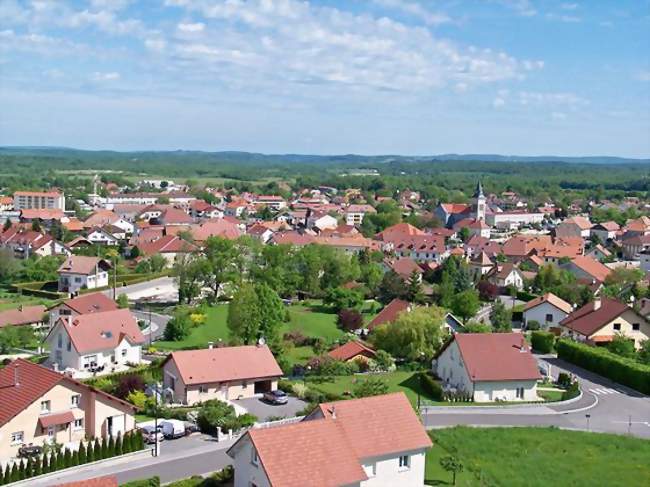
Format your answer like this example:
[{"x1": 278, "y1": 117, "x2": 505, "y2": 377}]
[{"x1": 1, "y1": 146, "x2": 648, "y2": 166}]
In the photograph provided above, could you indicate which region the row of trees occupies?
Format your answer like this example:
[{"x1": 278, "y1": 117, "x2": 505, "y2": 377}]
[{"x1": 0, "y1": 431, "x2": 144, "y2": 485}]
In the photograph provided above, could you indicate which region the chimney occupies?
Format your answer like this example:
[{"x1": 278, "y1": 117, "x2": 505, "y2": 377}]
[
  {"x1": 331, "y1": 406, "x2": 336, "y2": 420},
  {"x1": 593, "y1": 297, "x2": 601, "y2": 311},
  {"x1": 52, "y1": 363, "x2": 59, "y2": 372},
  {"x1": 520, "y1": 345, "x2": 526, "y2": 353},
  {"x1": 207, "y1": 342, "x2": 214, "y2": 349},
  {"x1": 67, "y1": 315, "x2": 72, "y2": 327},
  {"x1": 14, "y1": 364, "x2": 20, "y2": 387}
]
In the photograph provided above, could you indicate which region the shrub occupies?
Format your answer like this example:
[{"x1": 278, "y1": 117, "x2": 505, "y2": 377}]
[
  {"x1": 531, "y1": 331, "x2": 555, "y2": 353},
  {"x1": 557, "y1": 372, "x2": 572, "y2": 388},
  {"x1": 113, "y1": 374, "x2": 146, "y2": 399},
  {"x1": 419, "y1": 371, "x2": 444, "y2": 401},
  {"x1": 337, "y1": 308, "x2": 363, "y2": 331},
  {"x1": 562, "y1": 381, "x2": 580, "y2": 401},
  {"x1": 526, "y1": 320, "x2": 541, "y2": 331},
  {"x1": 353, "y1": 377, "x2": 389, "y2": 398},
  {"x1": 283, "y1": 330, "x2": 311, "y2": 346},
  {"x1": 373, "y1": 350, "x2": 395, "y2": 372},
  {"x1": 78, "y1": 441, "x2": 87, "y2": 464},
  {"x1": 126, "y1": 390, "x2": 148, "y2": 409},
  {"x1": 291, "y1": 382, "x2": 308, "y2": 399},
  {"x1": 63, "y1": 448, "x2": 72, "y2": 468},
  {"x1": 557, "y1": 339, "x2": 650, "y2": 394},
  {"x1": 197, "y1": 400, "x2": 238, "y2": 435}
]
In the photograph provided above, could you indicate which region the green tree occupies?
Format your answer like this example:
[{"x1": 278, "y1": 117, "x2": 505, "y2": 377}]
[
  {"x1": 78, "y1": 441, "x2": 87, "y2": 464},
  {"x1": 371, "y1": 306, "x2": 446, "y2": 361},
  {"x1": 353, "y1": 377, "x2": 389, "y2": 398},
  {"x1": 373, "y1": 349, "x2": 395, "y2": 371},
  {"x1": 638, "y1": 340, "x2": 650, "y2": 365},
  {"x1": 440, "y1": 456, "x2": 464, "y2": 486},
  {"x1": 116, "y1": 433, "x2": 124, "y2": 456},
  {"x1": 378, "y1": 270, "x2": 406, "y2": 304},
  {"x1": 324, "y1": 287, "x2": 364, "y2": 312},
  {"x1": 31, "y1": 219, "x2": 42, "y2": 232},
  {"x1": 172, "y1": 252, "x2": 204, "y2": 304},
  {"x1": 163, "y1": 308, "x2": 192, "y2": 341},
  {"x1": 116, "y1": 293, "x2": 129, "y2": 309},
  {"x1": 451, "y1": 289, "x2": 480, "y2": 323},
  {"x1": 63, "y1": 448, "x2": 72, "y2": 468},
  {"x1": 0, "y1": 248, "x2": 22, "y2": 285},
  {"x1": 9, "y1": 463, "x2": 18, "y2": 483},
  {"x1": 360, "y1": 262, "x2": 383, "y2": 294},
  {"x1": 489, "y1": 300, "x2": 512, "y2": 332},
  {"x1": 202, "y1": 237, "x2": 242, "y2": 303},
  {"x1": 406, "y1": 270, "x2": 424, "y2": 303},
  {"x1": 108, "y1": 435, "x2": 116, "y2": 456}
]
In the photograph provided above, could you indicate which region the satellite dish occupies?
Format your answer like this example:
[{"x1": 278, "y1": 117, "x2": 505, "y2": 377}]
[{"x1": 258, "y1": 337, "x2": 266, "y2": 346}]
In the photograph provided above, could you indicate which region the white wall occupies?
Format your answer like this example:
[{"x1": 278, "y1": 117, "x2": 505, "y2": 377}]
[
  {"x1": 523, "y1": 302, "x2": 569, "y2": 329},
  {"x1": 434, "y1": 341, "x2": 473, "y2": 394},
  {"x1": 233, "y1": 440, "x2": 272, "y2": 487},
  {"x1": 47, "y1": 324, "x2": 81, "y2": 370},
  {"x1": 361, "y1": 450, "x2": 427, "y2": 487},
  {"x1": 473, "y1": 380, "x2": 538, "y2": 402}
]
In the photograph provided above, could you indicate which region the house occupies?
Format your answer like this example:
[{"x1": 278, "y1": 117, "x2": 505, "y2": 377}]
[
  {"x1": 560, "y1": 297, "x2": 650, "y2": 349},
  {"x1": 0, "y1": 305, "x2": 47, "y2": 330},
  {"x1": 189, "y1": 200, "x2": 222, "y2": 219},
  {"x1": 467, "y1": 218, "x2": 491, "y2": 238},
  {"x1": 310, "y1": 213, "x2": 339, "y2": 232},
  {"x1": 58, "y1": 256, "x2": 111, "y2": 294},
  {"x1": 590, "y1": 221, "x2": 619, "y2": 242},
  {"x1": 383, "y1": 257, "x2": 423, "y2": 282},
  {"x1": 48, "y1": 292, "x2": 119, "y2": 329},
  {"x1": 45, "y1": 309, "x2": 145, "y2": 374},
  {"x1": 433, "y1": 333, "x2": 541, "y2": 402},
  {"x1": 366, "y1": 299, "x2": 411, "y2": 331},
  {"x1": 227, "y1": 392, "x2": 432, "y2": 487},
  {"x1": 13, "y1": 190, "x2": 65, "y2": 211},
  {"x1": 469, "y1": 251, "x2": 494, "y2": 278},
  {"x1": 83, "y1": 210, "x2": 134, "y2": 235},
  {"x1": 522, "y1": 293, "x2": 573, "y2": 330},
  {"x1": 555, "y1": 216, "x2": 591, "y2": 239},
  {"x1": 586, "y1": 244, "x2": 612, "y2": 262},
  {"x1": 486, "y1": 263, "x2": 525, "y2": 290},
  {"x1": 0, "y1": 228, "x2": 69, "y2": 259},
  {"x1": 444, "y1": 313, "x2": 465, "y2": 333},
  {"x1": 253, "y1": 195, "x2": 287, "y2": 211},
  {"x1": 161, "y1": 345, "x2": 283, "y2": 406},
  {"x1": 328, "y1": 341, "x2": 376, "y2": 363},
  {"x1": 247, "y1": 223, "x2": 275, "y2": 244},
  {"x1": 86, "y1": 227, "x2": 120, "y2": 246},
  {"x1": 621, "y1": 234, "x2": 650, "y2": 260},
  {"x1": 562, "y1": 255, "x2": 611, "y2": 284},
  {"x1": 345, "y1": 204, "x2": 376, "y2": 226},
  {"x1": 224, "y1": 199, "x2": 249, "y2": 218},
  {"x1": 135, "y1": 235, "x2": 199, "y2": 265},
  {"x1": 0, "y1": 359, "x2": 135, "y2": 464}
]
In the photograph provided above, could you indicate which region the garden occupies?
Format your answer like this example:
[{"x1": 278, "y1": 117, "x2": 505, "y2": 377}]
[{"x1": 424, "y1": 426, "x2": 650, "y2": 486}]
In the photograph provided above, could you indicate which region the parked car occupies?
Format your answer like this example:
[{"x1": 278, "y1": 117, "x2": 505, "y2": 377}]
[
  {"x1": 18, "y1": 444, "x2": 43, "y2": 458},
  {"x1": 160, "y1": 419, "x2": 186, "y2": 439},
  {"x1": 140, "y1": 424, "x2": 164, "y2": 444},
  {"x1": 263, "y1": 389, "x2": 289, "y2": 405},
  {"x1": 184, "y1": 422, "x2": 200, "y2": 435}
]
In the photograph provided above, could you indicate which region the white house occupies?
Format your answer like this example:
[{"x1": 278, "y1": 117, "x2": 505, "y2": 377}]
[
  {"x1": 57, "y1": 256, "x2": 111, "y2": 295},
  {"x1": 45, "y1": 309, "x2": 144, "y2": 374},
  {"x1": 522, "y1": 292, "x2": 573, "y2": 330},
  {"x1": 227, "y1": 392, "x2": 432, "y2": 487},
  {"x1": 345, "y1": 204, "x2": 376, "y2": 226},
  {"x1": 433, "y1": 333, "x2": 541, "y2": 402},
  {"x1": 86, "y1": 227, "x2": 119, "y2": 246},
  {"x1": 47, "y1": 292, "x2": 119, "y2": 329},
  {"x1": 487, "y1": 263, "x2": 525, "y2": 290}
]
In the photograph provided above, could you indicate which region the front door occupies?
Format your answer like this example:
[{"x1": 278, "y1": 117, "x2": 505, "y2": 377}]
[{"x1": 107, "y1": 416, "x2": 113, "y2": 436}]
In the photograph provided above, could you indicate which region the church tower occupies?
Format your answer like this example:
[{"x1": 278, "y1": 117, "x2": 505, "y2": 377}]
[{"x1": 472, "y1": 180, "x2": 486, "y2": 221}]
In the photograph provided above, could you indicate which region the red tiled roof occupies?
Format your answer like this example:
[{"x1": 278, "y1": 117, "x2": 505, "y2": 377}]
[
  {"x1": 440, "y1": 203, "x2": 470, "y2": 214},
  {"x1": 367, "y1": 299, "x2": 410, "y2": 330},
  {"x1": 83, "y1": 210, "x2": 119, "y2": 228},
  {"x1": 0, "y1": 305, "x2": 47, "y2": 328},
  {"x1": 568, "y1": 255, "x2": 612, "y2": 282},
  {"x1": 328, "y1": 341, "x2": 375, "y2": 361},
  {"x1": 20, "y1": 209, "x2": 65, "y2": 220},
  {"x1": 57, "y1": 292, "x2": 118, "y2": 315},
  {"x1": 137, "y1": 235, "x2": 199, "y2": 255},
  {"x1": 375, "y1": 222, "x2": 425, "y2": 241},
  {"x1": 346, "y1": 204, "x2": 376, "y2": 214},
  {"x1": 449, "y1": 333, "x2": 541, "y2": 382},
  {"x1": 39, "y1": 410, "x2": 75, "y2": 428},
  {"x1": 386, "y1": 257, "x2": 423, "y2": 279},
  {"x1": 560, "y1": 298, "x2": 632, "y2": 337},
  {"x1": 55, "y1": 309, "x2": 145, "y2": 354},
  {"x1": 15, "y1": 190, "x2": 62, "y2": 197},
  {"x1": 58, "y1": 256, "x2": 110, "y2": 275},
  {"x1": 55, "y1": 476, "x2": 118, "y2": 487},
  {"x1": 502, "y1": 235, "x2": 552, "y2": 257},
  {"x1": 192, "y1": 219, "x2": 243, "y2": 241},
  {"x1": 164, "y1": 345, "x2": 282, "y2": 385},
  {"x1": 523, "y1": 292, "x2": 573, "y2": 314},
  {"x1": 272, "y1": 231, "x2": 317, "y2": 246}
]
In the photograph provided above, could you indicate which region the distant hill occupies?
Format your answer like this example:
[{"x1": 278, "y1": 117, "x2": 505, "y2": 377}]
[{"x1": 0, "y1": 146, "x2": 648, "y2": 165}]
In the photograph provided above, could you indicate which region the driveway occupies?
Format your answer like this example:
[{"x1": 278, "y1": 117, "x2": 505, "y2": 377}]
[
  {"x1": 422, "y1": 355, "x2": 650, "y2": 438},
  {"x1": 234, "y1": 396, "x2": 307, "y2": 421},
  {"x1": 106, "y1": 276, "x2": 179, "y2": 302}
]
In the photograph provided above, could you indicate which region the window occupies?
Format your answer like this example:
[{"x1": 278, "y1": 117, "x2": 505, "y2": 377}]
[
  {"x1": 74, "y1": 419, "x2": 83, "y2": 430},
  {"x1": 516, "y1": 387, "x2": 524, "y2": 399},
  {"x1": 71, "y1": 394, "x2": 80, "y2": 407},
  {"x1": 364, "y1": 463, "x2": 376, "y2": 477},
  {"x1": 545, "y1": 314, "x2": 553, "y2": 323},
  {"x1": 74, "y1": 277, "x2": 82, "y2": 283},
  {"x1": 66, "y1": 339, "x2": 71, "y2": 352},
  {"x1": 199, "y1": 386, "x2": 207, "y2": 394},
  {"x1": 632, "y1": 323, "x2": 640, "y2": 331},
  {"x1": 613, "y1": 323, "x2": 621, "y2": 331},
  {"x1": 11, "y1": 432, "x2": 24, "y2": 445},
  {"x1": 398, "y1": 455, "x2": 410, "y2": 470},
  {"x1": 40, "y1": 400, "x2": 51, "y2": 414},
  {"x1": 57, "y1": 334, "x2": 63, "y2": 348},
  {"x1": 251, "y1": 448, "x2": 259, "y2": 466},
  {"x1": 122, "y1": 349, "x2": 127, "y2": 357},
  {"x1": 242, "y1": 381, "x2": 248, "y2": 389}
]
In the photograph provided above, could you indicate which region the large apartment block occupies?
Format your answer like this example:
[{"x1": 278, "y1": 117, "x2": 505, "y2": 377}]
[{"x1": 14, "y1": 190, "x2": 65, "y2": 211}]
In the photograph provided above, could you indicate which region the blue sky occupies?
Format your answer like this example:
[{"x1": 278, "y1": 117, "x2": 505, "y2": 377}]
[{"x1": 1, "y1": 0, "x2": 649, "y2": 157}]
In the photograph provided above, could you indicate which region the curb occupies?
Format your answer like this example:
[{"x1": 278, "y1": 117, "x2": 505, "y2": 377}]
[{"x1": 4, "y1": 449, "x2": 151, "y2": 486}]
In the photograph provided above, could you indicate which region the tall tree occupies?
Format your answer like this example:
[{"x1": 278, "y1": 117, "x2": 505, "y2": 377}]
[
  {"x1": 489, "y1": 300, "x2": 512, "y2": 332},
  {"x1": 202, "y1": 237, "x2": 241, "y2": 303},
  {"x1": 378, "y1": 270, "x2": 406, "y2": 304},
  {"x1": 451, "y1": 289, "x2": 480, "y2": 323}
]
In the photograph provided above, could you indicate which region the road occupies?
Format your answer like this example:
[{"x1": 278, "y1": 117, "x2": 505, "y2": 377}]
[
  {"x1": 103, "y1": 276, "x2": 178, "y2": 302},
  {"x1": 422, "y1": 355, "x2": 650, "y2": 438},
  {"x1": 132, "y1": 309, "x2": 171, "y2": 342}
]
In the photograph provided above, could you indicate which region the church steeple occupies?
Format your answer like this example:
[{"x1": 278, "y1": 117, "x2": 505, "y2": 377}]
[
  {"x1": 473, "y1": 180, "x2": 484, "y2": 198},
  {"x1": 472, "y1": 180, "x2": 486, "y2": 221}
]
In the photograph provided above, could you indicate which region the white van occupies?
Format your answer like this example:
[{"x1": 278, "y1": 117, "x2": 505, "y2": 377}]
[{"x1": 160, "y1": 419, "x2": 186, "y2": 439}]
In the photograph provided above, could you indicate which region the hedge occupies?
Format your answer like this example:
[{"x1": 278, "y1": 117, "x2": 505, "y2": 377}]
[
  {"x1": 419, "y1": 371, "x2": 444, "y2": 401},
  {"x1": 0, "y1": 431, "x2": 144, "y2": 486},
  {"x1": 531, "y1": 331, "x2": 555, "y2": 353},
  {"x1": 11, "y1": 281, "x2": 66, "y2": 299},
  {"x1": 556, "y1": 339, "x2": 650, "y2": 394}
]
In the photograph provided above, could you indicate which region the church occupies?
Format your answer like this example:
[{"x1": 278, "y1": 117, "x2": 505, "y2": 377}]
[{"x1": 435, "y1": 181, "x2": 487, "y2": 227}]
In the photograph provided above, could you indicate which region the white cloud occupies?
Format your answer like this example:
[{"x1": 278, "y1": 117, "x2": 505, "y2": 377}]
[
  {"x1": 518, "y1": 91, "x2": 588, "y2": 108},
  {"x1": 89, "y1": 0, "x2": 132, "y2": 11},
  {"x1": 145, "y1": 38, "x2": 167, "y2": 52},
  {"x1": 551, "y1": 111, "x2": 567, "y2": 120},
  {"x1": 67, "y1": 9, "x2": 144, "y2": 35},
  {"x1": 637, "y1": 70, "x2": 650, "y2": 82},
  {"x1": 493, "y1": 97, "x2": 506, "y2": 108},
  {"x1": 91, "y1": 71, "x2": 120, "y2": 81},
  {"x1": 560, "y1": 3, "x2": 579, "y2": 10},
  {"x1": 547, "y1": 13, "x2": 581, "y2": 22},
  {"x1": 373, "y1": 0, "x2": 451, "y2": 26},
  {"x1": 496, "y1": 0, "x2": 537, "y2": 17},
  {"x1": 178, "y1": 22, "x2": 205, "y2": 32}
]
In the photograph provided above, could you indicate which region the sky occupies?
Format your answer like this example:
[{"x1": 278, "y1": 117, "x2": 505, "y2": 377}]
[{"x1": 0, "y1": 0, "x2": 649, "y2": 157}]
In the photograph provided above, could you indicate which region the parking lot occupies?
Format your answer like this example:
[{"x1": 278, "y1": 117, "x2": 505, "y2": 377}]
[{"x1": 235, "y1": 396, "x2": 308, "y2": 421}]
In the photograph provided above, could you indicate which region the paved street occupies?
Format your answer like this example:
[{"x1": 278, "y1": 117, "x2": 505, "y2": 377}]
[
  {"x1": 132, "y1": 309, "x2": 171, "y2": 341},
  {"x1": 104, "y1": 276, "x2": 179, "y2": 302},
  {"x1": 236, "y1": 396, "x2": 307, "y2": 421},
  {"x1": 422, "y1": 356, "x2": 650, "y2": 438}
]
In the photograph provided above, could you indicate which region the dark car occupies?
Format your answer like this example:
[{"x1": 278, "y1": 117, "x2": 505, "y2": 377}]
[
  {"x1": 263, "y1": 389, "x2": 289, "y2": 405},
  {"x1": 18, "y1": 445, "x2": 43, "y2": 458}
]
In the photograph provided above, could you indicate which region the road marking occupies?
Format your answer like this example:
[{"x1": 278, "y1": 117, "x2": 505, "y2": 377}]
[{"x1": 589, "y1": 388, "x2": 620, "y2": 395}]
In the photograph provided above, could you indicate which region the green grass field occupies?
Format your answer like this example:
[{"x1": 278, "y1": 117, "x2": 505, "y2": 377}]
[
  {"x1": 425, "y1": 427, "x2": 650, "y2": 486},
  {"x1": 0, "y1": 290, "x2": 56, "y2": 311},
  {"x1": 154, "y1": 301, "x2": 348, "y2": 350}
]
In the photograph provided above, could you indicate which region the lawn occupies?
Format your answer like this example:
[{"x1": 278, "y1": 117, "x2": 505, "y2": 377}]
[
  {"x1": 300, "y1": 370, "x2": 440, "y2": 407},
  {"x1": 155, "y1": 301, "x2": 347, "y2": 350},
  {"x1": 425, "y1": 426, "x2": 650, "y2": 486},
  {"x1": 0, "y1": 291, "x2": 56, "y2": 311}
]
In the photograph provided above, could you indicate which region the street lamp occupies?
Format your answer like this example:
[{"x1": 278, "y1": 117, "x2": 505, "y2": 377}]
[
  {"x1": 153, "y1": 382, "x2": 160, "y2": 457},
  {"x1": 417, "y1": 351, "x2": 426, "y2": 414},
  {"x1": 585, "y1": 414, "x2": 591, "y2": 432}
]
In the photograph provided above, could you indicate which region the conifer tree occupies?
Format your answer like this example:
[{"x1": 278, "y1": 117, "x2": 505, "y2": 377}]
[{"x1": 78, "y1": 441, "x2": 87, "y2": 464}]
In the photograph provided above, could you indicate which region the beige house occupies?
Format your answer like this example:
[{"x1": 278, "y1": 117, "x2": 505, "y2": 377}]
[
  {"x1": 0, "y1": 359, "x2": 135, "y2": 466},
  {"x1": 162, "y1": 345, "x2": 283, "y2": 406},
  {"x1": 561, "y1": 297, "x2": 650, "y2": 349}
]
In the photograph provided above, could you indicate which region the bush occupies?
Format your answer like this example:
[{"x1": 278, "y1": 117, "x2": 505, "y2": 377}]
[
  {"x1": 126, "y1": 390, "x2": 148, "y2": 408},
  {"x1": 196, "y1": 400, "x2": 239, "y2": 435},
  {"x1": 291, "y1": 382, "x2": 308, "y2": 399},
  {"x1": 113, "y1": 374, "x2": 146, "y2": 399},
  {"x1": 531, "y1": 331, "x2": 555, "y2": 353},
  {"x1": 419, "y1": 371, "x2": 444, "y2": 401},
  {"x1": 121, "y1": 477, "x2": 161, "y2": 487},
  {"x1": 336, "y1": 308, "x2": 363, "y2": 331},
  {"x1": 562, "y1": 381, "x2": 580, "y2": 401},
  {"x1": 557, "y1": 339, "x2": 650, "y2": 394},
  {"x1": 526, "y1": 320, "x2": 541, "y2": 331},
  {"x1": 557, "y1": 372, "x2": 571, "y2": 388},
  {"x1": 353, "y1": 377, "x2": 389, "y2": 398},
  {"x1": 283, "y1": 330, "x2": 311, "y2": 347}
]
